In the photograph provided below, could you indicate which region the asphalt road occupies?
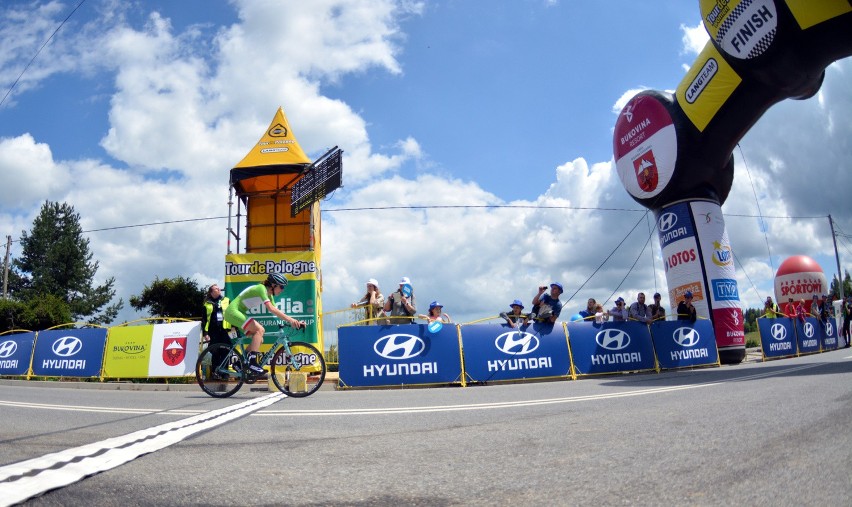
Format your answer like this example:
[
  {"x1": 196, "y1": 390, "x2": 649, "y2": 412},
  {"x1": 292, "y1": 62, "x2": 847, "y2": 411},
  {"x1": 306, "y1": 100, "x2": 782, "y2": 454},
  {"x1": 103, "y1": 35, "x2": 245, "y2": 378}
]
[{"x1": 1, "y1": 349, "x2": 851, "y2": 506}]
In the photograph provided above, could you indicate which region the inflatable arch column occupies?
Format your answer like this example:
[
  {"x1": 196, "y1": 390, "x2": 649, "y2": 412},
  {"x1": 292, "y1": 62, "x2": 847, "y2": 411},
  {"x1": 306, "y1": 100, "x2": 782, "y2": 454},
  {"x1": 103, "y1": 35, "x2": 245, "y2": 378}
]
[{"x1": 613, "y1": 1, "x2": 852, "y2": 364}]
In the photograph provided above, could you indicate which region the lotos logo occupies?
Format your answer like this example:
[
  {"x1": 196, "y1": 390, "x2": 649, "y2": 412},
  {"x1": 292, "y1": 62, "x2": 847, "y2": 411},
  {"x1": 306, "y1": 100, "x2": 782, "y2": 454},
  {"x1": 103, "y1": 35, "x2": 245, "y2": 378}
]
[
  {"x1": 595, "y1": 329, "x2": 631, "y2": 351},
  {"x1": 495, "y1": 332, "x2": 540, "y2": 355},
  {"x1": 52, "y1": 336, "x2": 83, "y2": 357},
  {"x1": 0, "y1": 340, "x2": 18, "y2": 358},
  {"x1": 711, "y1": 240, "x2": 733, "y2": 267},
  {"x1": 374, "y1": 334, "x2": 425, "y2": 360},
  {"x1": 665, "y1": 249, "x2": 697, "y2": 272},
  {"x1": 770, "y1": 323, "x2": 787, "y2": 341},
  {"x1": 658, "y1": 212, "x2": 678, "y2": 233},
  {"x1": 803, "y1": 322, "x2": 814, "y2": 338},
  {"x1": 672, "y1": 327, "x2": 700, "y2": 347}
]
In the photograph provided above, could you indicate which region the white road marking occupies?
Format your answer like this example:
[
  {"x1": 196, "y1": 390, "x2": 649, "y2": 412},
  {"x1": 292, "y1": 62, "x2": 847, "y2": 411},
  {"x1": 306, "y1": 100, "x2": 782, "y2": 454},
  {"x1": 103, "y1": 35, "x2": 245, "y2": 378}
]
[{"x1": 0, "y1": 392, "x2": 284, "y2": 507}]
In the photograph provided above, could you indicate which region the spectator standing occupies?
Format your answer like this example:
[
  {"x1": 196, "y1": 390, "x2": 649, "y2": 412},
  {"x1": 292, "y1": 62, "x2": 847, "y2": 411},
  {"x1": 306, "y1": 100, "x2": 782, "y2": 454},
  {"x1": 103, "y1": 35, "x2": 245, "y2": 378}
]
[
  {"x1": 383, "y1": 277, "x2": 417, "y2": 324},
  {"x1": 351, "y1": 278, "x2": 385, "y2": 324},
  {"x1": 648, "y1": 293, "x2": 666, "y2": 321},
  {"x1": 593, "y1": 303, "x2": 608, "y2": 324},
  {"x1": 609, "y1": 297, "x2": 629, "y2": 322},
  {"x1": 783, "y1": 297, "x2": 797, "y2": 318},
  {"x1": 795, "y1": 299, "x2": 808, "y2": 323},
  {"x1": 531, "y1": 282, "x2": 564, "y2": 324},
  {"x1": 676, "y1": 291, "x2": 697, "y2": 323},
  {"x1": 499, "y1": 300, "x2": 530, "y2": 328},
  {"x1": 419, "y1": 301, "x2": 451, "y2": 323},
  {"x1": 578, "y1": 298, "x2": 597, "y2": 321},
  {"x1": 629, "y1": 292, "x2": 653, "y2": 324},
  {"x1": 810, "y1": 295, "x2": 821, "y2": 319},
  {"x1": 763, "y1": 296, "x2": 780, "y2": 318},
  {"x1": 201, "y1": 284, "x2": 231, "y2": 378},
  {"x1": 843, "y1": 296, "x2": 852, "y2": 347}
]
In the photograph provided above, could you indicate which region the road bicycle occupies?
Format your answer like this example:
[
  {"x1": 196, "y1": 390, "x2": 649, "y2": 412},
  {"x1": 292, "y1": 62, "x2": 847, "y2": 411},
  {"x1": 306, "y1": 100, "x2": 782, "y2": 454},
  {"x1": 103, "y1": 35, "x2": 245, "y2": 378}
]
[{"x1": 195, "y1": 325, "x2": 326, "y2": 398}]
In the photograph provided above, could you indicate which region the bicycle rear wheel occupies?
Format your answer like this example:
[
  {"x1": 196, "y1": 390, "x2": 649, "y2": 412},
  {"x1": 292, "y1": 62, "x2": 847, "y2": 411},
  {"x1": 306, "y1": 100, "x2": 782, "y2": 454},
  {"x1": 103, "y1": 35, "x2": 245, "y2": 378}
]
[
  {"x1": 270, "y1": 341, "x2": 326, "y2": 397},
  {"x1": 196, "y1": 343, "x2": 245, "y2": 398}
]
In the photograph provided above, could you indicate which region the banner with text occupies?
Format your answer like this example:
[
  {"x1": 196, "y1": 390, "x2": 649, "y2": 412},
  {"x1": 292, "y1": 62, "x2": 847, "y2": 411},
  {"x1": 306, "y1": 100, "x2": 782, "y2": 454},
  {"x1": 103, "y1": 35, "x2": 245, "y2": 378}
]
[
  {"x1": 0, "y1": 332, "x2": 36, "y2": 376},
  {"x1": 31, "y1": 328, "x2": 108, "y2": 377},
  {"x1": 338, "y1": 324, "x2": 462, "y2": 387},
  {"x1": 820, "y1": 318, "x2": 838, "y2": 351},
  {"x1": 460, "y1": 323, "x2": 571, "y2": 382},
  {"x1": 757, "y1": 318, "x2": 797, "y2": 359},
  {"x1": 795, "y1": 317, "x2": 821, "y2": 354},
  {"x1": 650, "y1": 319, "x2": 718, "y2": 369},
  {"x1": 567, "y1": 321, "x2": 656, "y2": 375}
]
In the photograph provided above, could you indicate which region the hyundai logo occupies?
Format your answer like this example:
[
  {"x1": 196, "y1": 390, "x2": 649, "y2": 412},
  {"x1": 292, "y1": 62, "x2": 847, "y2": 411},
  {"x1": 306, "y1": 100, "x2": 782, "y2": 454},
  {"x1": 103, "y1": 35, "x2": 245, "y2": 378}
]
[
  {"x1": 658, "y1": 212, "x2": 678, "y2": 233},
  {"x1": 825, "y1": 322, "x2": 834, "y2": 336},
  {"x1": 52, "y1": 336, "x2": 83, "y2": 357},
  {"x1": 672, "y1": 327, "x2": 699, "y2": 347},
  {"x1": 595, "y1": 329, "x2": 631, "y2": 351},
  {"x1": 803, "y1": 322, "x2": 815, "y2": 338},
  {"x1": 495, "y1": 332, "x2": 539, "y2": 355},
  {"x1": 373, "y1": 334, "x2": 425, "y2": 360},
  {"x1": 770, "y1": 323, "x2": 787, "y2": 341},
  {"x1": 0, "y1": 340, "x2": 18, "y2": 358}
]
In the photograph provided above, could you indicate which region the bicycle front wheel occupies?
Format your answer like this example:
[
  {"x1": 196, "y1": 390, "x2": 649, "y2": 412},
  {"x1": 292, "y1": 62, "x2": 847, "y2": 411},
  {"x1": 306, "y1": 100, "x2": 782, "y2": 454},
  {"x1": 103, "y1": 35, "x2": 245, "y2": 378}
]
[
  {"x1": 196, "y1": 343, "x2": 245, "y2": 398},
  {"x1": 270, "y1": 341, "x2": 326, "y2": 397}
]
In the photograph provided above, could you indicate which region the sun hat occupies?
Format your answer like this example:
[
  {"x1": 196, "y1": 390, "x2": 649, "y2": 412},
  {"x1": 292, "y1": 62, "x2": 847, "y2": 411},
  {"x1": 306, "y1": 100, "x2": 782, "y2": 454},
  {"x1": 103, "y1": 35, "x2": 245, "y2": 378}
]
[
  {"x1": 429, "y1": 301, "x2": 443, "y2": 310},
  {"x1": 510, "y1": 299, "x2": 525, "y2": 309},
  {"x1": 367, "y1": 278, "x2": 379, "y2": 288},
  {"x1": 550, "y1": 282, "x2": 564, "y2": 293},
  {"x1": 399, "y1": 277, "x2": 411, "y2": 285}
]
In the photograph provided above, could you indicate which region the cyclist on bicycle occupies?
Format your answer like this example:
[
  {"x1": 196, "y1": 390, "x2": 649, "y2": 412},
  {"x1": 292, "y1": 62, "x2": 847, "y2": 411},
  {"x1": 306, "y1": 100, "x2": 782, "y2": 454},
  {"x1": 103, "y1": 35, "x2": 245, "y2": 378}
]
[{"x1": 224, "y1": 273, "x2": 305, "y2": 377}]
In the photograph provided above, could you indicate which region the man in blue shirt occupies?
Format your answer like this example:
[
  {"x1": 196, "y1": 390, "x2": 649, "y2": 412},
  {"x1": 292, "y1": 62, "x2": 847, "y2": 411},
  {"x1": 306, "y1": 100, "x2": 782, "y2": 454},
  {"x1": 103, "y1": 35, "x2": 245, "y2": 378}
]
[
  {"x1": 531, "y1": 282, "x2": 564, "y2": 323},
  {"x1": 577, "y1": 298, "x2": 597, "y2": 321}
]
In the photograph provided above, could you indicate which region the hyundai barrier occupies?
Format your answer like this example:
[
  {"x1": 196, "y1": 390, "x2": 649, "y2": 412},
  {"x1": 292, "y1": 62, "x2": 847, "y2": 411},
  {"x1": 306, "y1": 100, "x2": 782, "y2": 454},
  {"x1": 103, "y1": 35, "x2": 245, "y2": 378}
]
[
  {"x1": 31, "y1": 328, "x2": 108, "y2": 377},
  {"x1": 794, "y1": 317, "x2": 821, "y2": 355},
  {"x1": 650, "y1": 319, "x2": 718, "y2": 369},
  {"x1": 460, "y1": 323, "x2": 571, "y2": 382},
  {"x1": 0, "y1": 332, "x2": 36, "y2": 376},
  {"x1": 567, "y1": 321, "x2": 656, "y2": 375},
  {"x1": 757, "y1": 318, "x2": 797, "y2": 359}
]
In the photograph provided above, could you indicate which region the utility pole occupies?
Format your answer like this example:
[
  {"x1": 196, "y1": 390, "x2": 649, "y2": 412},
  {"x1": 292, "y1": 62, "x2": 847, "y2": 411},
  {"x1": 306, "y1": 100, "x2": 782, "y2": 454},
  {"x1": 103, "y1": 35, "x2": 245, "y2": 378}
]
[
  {"x1": 829, "y1": 215, "x2": 844, "y2": 301},
  {"x1": 2, "y1": 235, "x2": 10, "y2": 298}
]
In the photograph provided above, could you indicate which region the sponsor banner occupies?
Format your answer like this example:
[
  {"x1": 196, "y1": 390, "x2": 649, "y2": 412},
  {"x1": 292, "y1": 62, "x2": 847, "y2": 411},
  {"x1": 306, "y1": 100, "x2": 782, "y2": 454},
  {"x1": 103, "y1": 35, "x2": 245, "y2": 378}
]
[
  {"x1": 675, "y1": 43, "x2": 741, "y2": 132},
  {"x1": 567, "y1": 321, "x2": 656, "y2": 375},
  {"x1": 338, "y1": 324, "x2": 462, "y2": 387},
  {"x1": 650, "y1": 320, "x2": 718, "y2": 369},
  {"x1": 148, "y1": 322, "x2": 201, "y2": 377},
  {"x1": 613, "y1": 94, "x2": 677, "y2": 200},
  {"x1": 224, "y1": 252, "x2": 320, "y2": 346},
  {"x1": 31, "y1": 328, "x2": 107, "y2": 377},
  {"x1": 712, "y1": 308, "x2": 746, "y2": 347},
  {"x1": 785, "y1": 0, "x2": 851, "y2": 30},
  {"x1": 757, "y1": 318, "x2": 797, "y2": 358},
  {"x1": 820, "y1": 319, "x2": 838, "y2": 351},
  {"x1": 460, "y1": 323, "x2": 571, "y2": 382},
  {"x1": 670, "y1": 282, "x2": 706, "y2": 319},
  {"x1": 0, "y1": 332, "x2": 36, "y2": 376},
  {"x1": 656, "y1": 203, "x2": 695, "y2": 250},
  {"x1": 710, "y1": 278, "x2": 739, "y2": 302},
  {"x1": 103, "y1": 326, "x2": 154, "y2": 378},
  {"x1": 701, "y1": 0, "x2": 777, "y2": 60},
  {"x1": 774, "y1": 273, "x2": 826, "y2": 303},
  {"x1": 794, "y1": 317, "x2": 821, "y2": 354}
]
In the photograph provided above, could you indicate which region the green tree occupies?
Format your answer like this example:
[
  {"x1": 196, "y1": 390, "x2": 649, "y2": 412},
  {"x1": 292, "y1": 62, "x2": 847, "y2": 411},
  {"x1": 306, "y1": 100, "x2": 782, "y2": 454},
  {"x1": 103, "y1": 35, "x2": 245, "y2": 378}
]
[
  {"x1": 829, "y1": 270, "x2": 851, "y2": 299},
  {"x1": 743, "y1": 307, "x2": 760, "y2": 333},
  {"x1": 0, "y1": 294, "x2": 72, "y2": 331},
  {"x1": 129, "y1": 276, "x2": 204, "y2": 319},
  {"x1": 10, "y1": 201, "x2": 122, "y2": 326}
]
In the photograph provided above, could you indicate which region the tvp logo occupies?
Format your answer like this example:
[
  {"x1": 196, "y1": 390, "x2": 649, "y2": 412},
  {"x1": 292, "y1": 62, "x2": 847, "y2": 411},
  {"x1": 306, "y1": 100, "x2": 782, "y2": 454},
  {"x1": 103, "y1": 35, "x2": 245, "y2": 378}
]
[
  {"x1": 374, "y1": 334, "x2": 425, "y2": 360},
  {"x1": 672, "y1": 327, "x2": 700, "y2": 347},
  {"x1": 595, "y1": 329, "x2": 631, "y2": 351},
  {"x1": 495, "y1": 332, "x2": 539, "y2": 355},
  {"x1": 52, "y1": 336, "x2": 83, "y2": 357},
  {"x1": 770, "y1": 323, "x2": 787, "y2": 341}
]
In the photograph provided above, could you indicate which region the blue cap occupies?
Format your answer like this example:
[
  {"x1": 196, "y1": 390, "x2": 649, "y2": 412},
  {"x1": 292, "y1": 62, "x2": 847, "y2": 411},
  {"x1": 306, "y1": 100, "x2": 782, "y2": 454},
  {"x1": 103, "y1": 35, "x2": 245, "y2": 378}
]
[
  {"x1": 550, "y1": 282, "x2": 563, "y2": 293},
  {"x1": 616, "y1": 297, "x2": 624, "y2": 303},
  {"x1": 510, "y1": 299, "x2": 525, "y2": 309},
  {"x1": 684, "y1": 291, "x2": 693, "y2": 298},
  {"x1": 429, "y1": 301, "x2": 443, "y2": 310}
]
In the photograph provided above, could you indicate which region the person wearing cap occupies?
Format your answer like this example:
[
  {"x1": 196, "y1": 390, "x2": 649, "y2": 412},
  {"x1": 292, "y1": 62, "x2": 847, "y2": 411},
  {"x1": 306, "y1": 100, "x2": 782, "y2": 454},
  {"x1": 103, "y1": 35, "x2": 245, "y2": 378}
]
[
  {"x1": 351, "y1": 278, "x2": 385, "y2": 324},
  {"x1": 419, "y1": 301, "x2": 451, "y2": 324},
  {"x1": 628, "y1": 292, "x2": 653, "y2": 324},
  {"x1": 531, "y1": 282, "x2": 563, "y2": 323},
  {"x1": 609, "y1": 297, "x2": 629, "y2": 322},
  {"x1": 762, "y1": 296, "x2": 780, "y2": 318},
  {"x1": 499, "y1": 300, "x2": 530, "y2": 328},
  {"x1": 677, "y1": 291, "x2": 697, "y2": 323},
  {"x1": 648, "y1": 292, "x2": 666, "y2": 321},
  {"x1": 383, "y1": 277, "x2": 416, "y2": 324},
  {"x1": 783, "y1": 297, "x2": 797, "y2": 318}
]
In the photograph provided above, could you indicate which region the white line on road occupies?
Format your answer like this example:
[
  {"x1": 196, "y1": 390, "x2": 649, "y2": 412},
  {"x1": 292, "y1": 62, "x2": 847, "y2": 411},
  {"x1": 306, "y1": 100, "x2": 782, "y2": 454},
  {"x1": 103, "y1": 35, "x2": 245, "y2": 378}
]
[{"x1": 0, "y1": 392, "x2": 284, "y2": 507}]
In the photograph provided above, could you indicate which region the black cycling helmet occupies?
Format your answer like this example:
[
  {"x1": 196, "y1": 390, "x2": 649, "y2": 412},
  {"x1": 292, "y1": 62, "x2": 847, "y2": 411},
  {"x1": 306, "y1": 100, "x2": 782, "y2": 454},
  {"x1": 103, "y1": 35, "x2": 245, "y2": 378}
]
[{"x1": 266, "y1": 273, "x2": 288, "y2": 288}]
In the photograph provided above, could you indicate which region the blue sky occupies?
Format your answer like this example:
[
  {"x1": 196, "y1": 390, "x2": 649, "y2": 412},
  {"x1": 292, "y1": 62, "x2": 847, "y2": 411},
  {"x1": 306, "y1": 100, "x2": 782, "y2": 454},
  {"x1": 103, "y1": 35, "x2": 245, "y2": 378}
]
[{"x1": 1, "y1": 0, "x2": 850, "y2": 326}]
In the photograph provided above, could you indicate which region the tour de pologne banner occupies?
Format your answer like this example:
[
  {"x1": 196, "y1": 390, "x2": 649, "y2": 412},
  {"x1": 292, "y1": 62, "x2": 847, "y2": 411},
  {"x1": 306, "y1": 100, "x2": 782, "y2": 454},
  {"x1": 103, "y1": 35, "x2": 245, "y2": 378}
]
[
  {"x1": 0, "y1": 332, "x2": 36, "y2": 376},
  {"x1": 460, "y1": 323, "x2": 571, "y2": 382},
  {"x1": 102, "y1": 322, "x2": 201, "y2": 378},
  {"x1": 31, "y1": 328, "x2": 108, "y2": 377},
  {"x1": 224, "y1": 252, "x2": 320, "y2": 346}
]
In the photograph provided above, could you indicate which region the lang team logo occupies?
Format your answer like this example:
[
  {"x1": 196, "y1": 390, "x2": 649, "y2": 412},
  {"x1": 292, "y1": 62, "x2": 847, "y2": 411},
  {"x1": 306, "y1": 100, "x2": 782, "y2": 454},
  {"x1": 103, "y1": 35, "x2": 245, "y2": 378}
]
[
  {"x1": 0, "y1": 340, "x2": 18, "y2": 358},
  {"x1": 803, "y1": 322, "x2": 815, "y2": 338},
  {"x1": 495, "y1": 332, "x2": 540, "y2": 355},
  {"x1": 52, "y1": 336, "x2": 83, "y2": 357},
  {"x1": 672, "y1": 328, "x2": 700, "y2": 348},
  {"x1": 658, "y1": 212, "x2": 677, "y2": 233},
  {"x1": 770, "y1": 323, "x2": 787, "y2": 341},
  {"x1": 595, "y1": 329, "x2": 631, "y2": 351},
  {"x1": 374, "y1": 334, "x2": 425, "y2": 360},
  {"x1": 162, "y1": 337, "x2": 187, "y2": 366},
  {"x1": 633, "y1": 150, "x2": 659, "y2": 192}
]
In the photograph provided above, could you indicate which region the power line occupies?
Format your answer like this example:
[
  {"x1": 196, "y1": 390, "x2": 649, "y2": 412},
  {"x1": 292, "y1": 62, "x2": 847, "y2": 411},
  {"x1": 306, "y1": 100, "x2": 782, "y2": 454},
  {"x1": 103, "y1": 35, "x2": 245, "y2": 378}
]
[{"x1": 1, "y1": 0, "x2": 87, "y2": 109}]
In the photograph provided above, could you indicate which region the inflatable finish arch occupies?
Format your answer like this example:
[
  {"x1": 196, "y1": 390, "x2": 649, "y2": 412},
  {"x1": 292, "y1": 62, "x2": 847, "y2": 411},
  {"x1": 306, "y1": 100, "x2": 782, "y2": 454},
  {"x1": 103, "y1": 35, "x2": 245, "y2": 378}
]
[{"x1": 613, "y1": 1, "x2": 852, "y2": 363}]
